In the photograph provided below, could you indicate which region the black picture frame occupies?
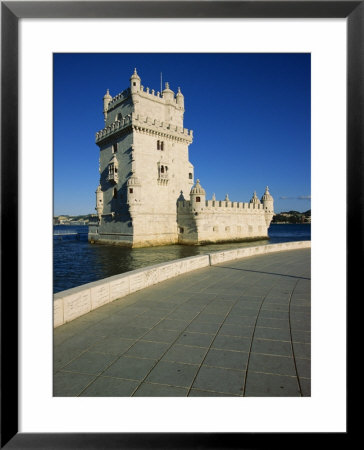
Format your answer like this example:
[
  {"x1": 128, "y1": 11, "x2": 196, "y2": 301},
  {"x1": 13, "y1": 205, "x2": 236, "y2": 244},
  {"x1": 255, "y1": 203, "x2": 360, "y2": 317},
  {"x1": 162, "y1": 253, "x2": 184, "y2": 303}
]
[{"x1": 1, "y1": 1, "x2": 358, "y2": 448}]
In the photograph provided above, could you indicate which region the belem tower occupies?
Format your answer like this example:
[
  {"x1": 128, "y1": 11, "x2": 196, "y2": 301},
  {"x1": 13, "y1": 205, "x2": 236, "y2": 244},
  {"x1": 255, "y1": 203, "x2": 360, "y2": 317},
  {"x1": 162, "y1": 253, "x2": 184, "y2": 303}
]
[{"x1": 88, "y1": 69, "x2": 274, "y2": 248}]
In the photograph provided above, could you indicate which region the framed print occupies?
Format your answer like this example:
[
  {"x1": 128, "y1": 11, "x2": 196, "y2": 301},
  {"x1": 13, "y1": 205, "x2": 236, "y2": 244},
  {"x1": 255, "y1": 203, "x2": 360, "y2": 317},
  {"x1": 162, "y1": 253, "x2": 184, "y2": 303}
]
[{"x1": 2, "y1": 1, "x2": 359, "y2": 448}]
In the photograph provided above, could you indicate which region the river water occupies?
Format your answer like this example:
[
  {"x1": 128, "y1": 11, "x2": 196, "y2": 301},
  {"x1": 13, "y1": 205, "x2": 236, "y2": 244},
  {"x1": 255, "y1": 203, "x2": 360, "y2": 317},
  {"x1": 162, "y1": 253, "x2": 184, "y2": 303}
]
[{"x1": 53, "y1": 223, "x2": 310, "y2": 293}]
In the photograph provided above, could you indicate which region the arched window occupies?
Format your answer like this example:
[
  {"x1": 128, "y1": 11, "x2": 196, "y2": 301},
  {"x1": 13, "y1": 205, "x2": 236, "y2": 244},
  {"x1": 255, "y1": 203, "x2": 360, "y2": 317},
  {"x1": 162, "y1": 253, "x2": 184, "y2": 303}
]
[
  {"x1": 157, "y1": 140, "x2": 160, "y2": 150},
  {"x1": 196, "y1": 196, "x2": 201, "y2": 202},
  {"x1": 161, "y1": 165, "x2": 165, "y2": 174}
]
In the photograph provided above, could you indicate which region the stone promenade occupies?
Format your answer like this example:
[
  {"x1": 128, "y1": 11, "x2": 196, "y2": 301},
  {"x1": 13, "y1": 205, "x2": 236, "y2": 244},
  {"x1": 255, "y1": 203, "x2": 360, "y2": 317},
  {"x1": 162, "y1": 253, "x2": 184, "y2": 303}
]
[{"x1": 54, "y1": 248, "x2": 310, "y2": 397}]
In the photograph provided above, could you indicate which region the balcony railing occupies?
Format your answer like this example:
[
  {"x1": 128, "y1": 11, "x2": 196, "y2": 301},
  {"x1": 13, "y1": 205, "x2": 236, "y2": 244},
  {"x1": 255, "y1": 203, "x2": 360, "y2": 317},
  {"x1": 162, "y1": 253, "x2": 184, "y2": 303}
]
[{"x1": 107, "y1": 172, "x2": 118, "y2": 183}]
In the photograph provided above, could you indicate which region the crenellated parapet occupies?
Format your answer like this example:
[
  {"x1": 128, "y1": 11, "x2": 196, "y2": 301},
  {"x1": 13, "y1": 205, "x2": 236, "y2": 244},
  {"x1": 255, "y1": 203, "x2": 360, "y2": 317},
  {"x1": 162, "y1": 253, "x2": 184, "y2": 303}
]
[
  {"x1": 105, "y1": 80, "x2": 184, "y2": 114},
  {"x1": 177, "y1": 179, "x2": 270, "y2": 215},
  {"x1": 95, "y1": 114, "x2": 133, "y2": 143},
  {"x1": 95, "y1": 112, "x2": 193, "y2": 145},
  {"x1": 177, "y1": 198, "x2": 265, "y2": 213},
  {"x1": 107, "y1": 88, "x2": 131, "y2": 110}
]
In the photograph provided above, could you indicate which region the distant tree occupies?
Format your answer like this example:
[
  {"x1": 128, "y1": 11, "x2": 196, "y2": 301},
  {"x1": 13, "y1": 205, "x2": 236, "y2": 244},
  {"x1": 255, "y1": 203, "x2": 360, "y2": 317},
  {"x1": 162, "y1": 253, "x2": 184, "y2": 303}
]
[{"x1": 272, "y1": 214, "x2": 289, "y2": 223}]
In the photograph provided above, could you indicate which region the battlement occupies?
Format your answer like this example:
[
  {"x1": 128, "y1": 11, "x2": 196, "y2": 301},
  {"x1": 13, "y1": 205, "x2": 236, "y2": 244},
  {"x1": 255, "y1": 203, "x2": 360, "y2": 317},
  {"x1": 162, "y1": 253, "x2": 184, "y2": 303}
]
[
  {"x1": 107, "y1": 84, "x2": 182, "y2": 111},
  {"x1": 95, "y1": 114, "x2": 133, "y2": 143},
  {"x1": 107, "y1": 88, "x2": 131, "y2": 109},
  {"x1": 177, "y1": 199, "x2": 265, "y2": 212},
  {"x1": 96, "y1": 113, "x2": 193, "y2": 144},
  {"x1": 139, "y1": 86, "x2": 173, "y2": 104}
]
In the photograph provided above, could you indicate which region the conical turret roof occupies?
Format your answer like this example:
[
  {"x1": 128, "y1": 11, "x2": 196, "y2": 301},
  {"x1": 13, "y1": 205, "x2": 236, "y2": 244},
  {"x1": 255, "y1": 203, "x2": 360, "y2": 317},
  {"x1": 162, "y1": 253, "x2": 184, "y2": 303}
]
[
  {"x1": 261, "y1": 186, "x2": 273, "y2": 202},
  {"x1": 162, "y1": 81, "x2": 174, "y2": 93},
  {"x1": 103, "y1": 89, "x2": 112, "y2": 99},
  {"x1": 130, "y1": 68, "x2": 141, "y2": 81},
  {"x1": 250, "y1": 191, "x2": 261, "y2": 204},
  {"x1": 190, "y1": 179, "x2": 206, "y2": 195}
]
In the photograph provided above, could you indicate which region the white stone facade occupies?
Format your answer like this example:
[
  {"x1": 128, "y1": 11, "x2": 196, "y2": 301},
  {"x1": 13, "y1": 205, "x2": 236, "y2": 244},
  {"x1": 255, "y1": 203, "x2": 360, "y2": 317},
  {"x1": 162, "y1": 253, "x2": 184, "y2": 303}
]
[{"x1": 89, "y1": 70, "x2": 274, "y2": 247}]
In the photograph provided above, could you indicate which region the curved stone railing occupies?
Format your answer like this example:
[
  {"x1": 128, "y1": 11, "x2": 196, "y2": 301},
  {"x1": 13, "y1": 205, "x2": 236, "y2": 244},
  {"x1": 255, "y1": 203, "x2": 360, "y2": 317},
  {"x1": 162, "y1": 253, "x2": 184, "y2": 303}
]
[{"x1": 53, "y1": 240, "x2": 311, "y2": 328}]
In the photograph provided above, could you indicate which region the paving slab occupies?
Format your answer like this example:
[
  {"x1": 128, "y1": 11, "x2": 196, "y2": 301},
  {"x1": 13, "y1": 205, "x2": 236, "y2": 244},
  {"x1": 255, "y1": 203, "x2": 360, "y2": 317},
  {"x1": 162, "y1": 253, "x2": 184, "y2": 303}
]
[{"x1": 54, "y1": 248, "x2": 311, "y2": 397}]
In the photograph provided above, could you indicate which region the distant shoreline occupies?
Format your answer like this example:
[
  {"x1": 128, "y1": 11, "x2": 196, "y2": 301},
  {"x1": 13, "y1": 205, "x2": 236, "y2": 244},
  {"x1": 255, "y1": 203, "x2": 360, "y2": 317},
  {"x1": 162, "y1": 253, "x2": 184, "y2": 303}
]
[{"x1": 272, "y1": 222, "x2": 311, "y2": 225}]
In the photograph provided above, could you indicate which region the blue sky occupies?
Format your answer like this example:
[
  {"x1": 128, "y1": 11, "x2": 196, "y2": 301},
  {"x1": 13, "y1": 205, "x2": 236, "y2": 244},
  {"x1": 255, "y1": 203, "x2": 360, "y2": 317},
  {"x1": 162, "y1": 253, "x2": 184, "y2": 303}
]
[{"x1": 54, "y1": 53, "x2": 310, "y2": 215}]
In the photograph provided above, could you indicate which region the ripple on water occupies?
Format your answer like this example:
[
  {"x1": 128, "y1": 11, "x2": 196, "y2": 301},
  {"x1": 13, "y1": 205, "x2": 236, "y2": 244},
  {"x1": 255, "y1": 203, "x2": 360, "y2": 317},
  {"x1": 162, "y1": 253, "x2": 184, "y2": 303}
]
[{"x1": 53, "y1": 224, "x2": 310, "y2": 293}]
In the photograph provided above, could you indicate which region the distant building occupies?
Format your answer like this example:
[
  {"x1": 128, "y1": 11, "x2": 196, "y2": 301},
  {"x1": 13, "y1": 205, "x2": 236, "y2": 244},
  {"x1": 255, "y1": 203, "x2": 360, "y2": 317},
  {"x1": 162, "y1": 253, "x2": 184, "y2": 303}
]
[
  {"x1": 58, "y1": 216, "x2": 70, "y2": 225},
  {"x1": 89, "y1": 70, "x2": 274, "y2": 247}
]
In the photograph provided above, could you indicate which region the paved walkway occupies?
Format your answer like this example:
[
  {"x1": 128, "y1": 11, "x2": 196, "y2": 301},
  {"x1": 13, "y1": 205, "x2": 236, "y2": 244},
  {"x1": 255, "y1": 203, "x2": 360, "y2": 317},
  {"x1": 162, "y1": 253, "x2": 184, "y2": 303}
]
[{"x1": 54, "y1": 248, "x2": 311, "y2": 397}]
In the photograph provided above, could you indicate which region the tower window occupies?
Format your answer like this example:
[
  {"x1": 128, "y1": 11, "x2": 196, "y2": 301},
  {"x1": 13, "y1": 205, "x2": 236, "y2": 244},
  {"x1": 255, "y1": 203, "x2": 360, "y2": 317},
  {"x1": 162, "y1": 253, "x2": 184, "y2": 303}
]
[
  {"x1": 113, "y1": 188, "x2": 118, "y2": 199},
  {"x1": 133, "y1": 82, "x2": 136, "y2": 86},
  {"x1": 189, "y1": 173, "x2": 193, "y2": 179},
  {"x1": 129, "y1": 188, "x2": 133, "y2": 194},
  {"x1": 161, "y1": 165, "x2": 164, "y2": 174},
  {"x1": 161, "y1": 141, "x2": 164, "y2": 151},
  {"x1": 196, "y1": 196, "x2": 201, "y2": 202},
  {"x1": 157, "y1": 140, "x2": 164, "y2": 150},
  {"x1": 112, "y1": 143, "x2": 117, "y2": 153},
  {"x1": 107, "y1": 161, "x2": 118, "y2": 183}
]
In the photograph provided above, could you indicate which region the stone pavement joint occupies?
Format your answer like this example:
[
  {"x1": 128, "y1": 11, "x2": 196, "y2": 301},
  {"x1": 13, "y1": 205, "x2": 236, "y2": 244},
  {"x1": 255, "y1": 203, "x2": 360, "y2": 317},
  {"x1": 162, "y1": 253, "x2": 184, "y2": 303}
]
[{"x1": 54, "y1": 248, "x2": 311, "y2": 397}]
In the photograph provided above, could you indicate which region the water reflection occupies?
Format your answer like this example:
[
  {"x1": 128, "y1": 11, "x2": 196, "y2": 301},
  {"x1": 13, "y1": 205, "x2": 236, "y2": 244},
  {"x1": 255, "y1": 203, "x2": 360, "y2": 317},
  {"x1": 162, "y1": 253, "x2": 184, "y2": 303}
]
[{"x1": 53, "y1": 224, "x2": 310, "y2": 293}]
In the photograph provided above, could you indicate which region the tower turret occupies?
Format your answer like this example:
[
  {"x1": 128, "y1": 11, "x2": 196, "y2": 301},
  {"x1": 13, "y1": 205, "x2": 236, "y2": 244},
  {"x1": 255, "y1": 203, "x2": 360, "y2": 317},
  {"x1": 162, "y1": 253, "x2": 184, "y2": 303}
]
[
  {"x1": 261, "y1": 186, "x2": 274, "y2": 211},
  {"x1": 95, "y1": 185, "x2": 103, "y2": 219},
  {"x1": 127, "y1": 172, "x2": 142, "y2": 214},
  {"x1": 261, "y1": 186, "x2": 274, "y2": 226},
  {"x1": 190, "y1": 179, "x2": 206, "y2": 212},
  {"x1": 250, "y1": 191, "x2": 261, "y2": 205},
  {"x1": 103, "y1": 89, "x2": 112, "y2": 123},
  {"x1": 176, "y1": 87, "x2": 184, "y2": 109},
  {"x1": 162, "y1": 82, "x2": 174, "y2": 103},
  {"x1": 130, "y1": 68, "x2": 141, "y2": 93}
]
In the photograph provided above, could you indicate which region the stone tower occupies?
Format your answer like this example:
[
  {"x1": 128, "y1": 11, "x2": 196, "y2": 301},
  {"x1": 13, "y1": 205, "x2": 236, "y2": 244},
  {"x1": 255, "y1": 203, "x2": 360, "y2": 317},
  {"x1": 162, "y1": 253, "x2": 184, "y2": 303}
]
[
  {"x1": 261, "y1": 186, "x2": 274, "y2": 226},
  {"x1": 89, "y1": 69, "x2": 194, "y2": 247}
]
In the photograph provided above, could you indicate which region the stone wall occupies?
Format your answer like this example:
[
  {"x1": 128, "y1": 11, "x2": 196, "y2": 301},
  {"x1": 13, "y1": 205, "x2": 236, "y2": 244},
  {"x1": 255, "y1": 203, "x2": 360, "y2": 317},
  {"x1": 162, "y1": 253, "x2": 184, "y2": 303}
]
[
  {"x1": 177, "y1": 199, "x2": 271, "y2": 244},
  {"x1": 54, "y1": 241, "x2": 311, "y2": 328}
]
